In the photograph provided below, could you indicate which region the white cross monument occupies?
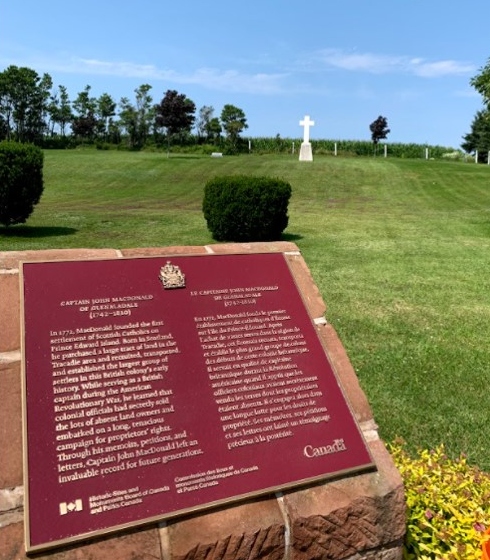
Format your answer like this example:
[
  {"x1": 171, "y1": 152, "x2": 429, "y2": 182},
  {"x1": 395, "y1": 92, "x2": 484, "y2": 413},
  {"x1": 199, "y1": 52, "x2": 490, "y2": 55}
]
[{"x1": 299, "y1": 115, "x2": 315, "y2": 161}]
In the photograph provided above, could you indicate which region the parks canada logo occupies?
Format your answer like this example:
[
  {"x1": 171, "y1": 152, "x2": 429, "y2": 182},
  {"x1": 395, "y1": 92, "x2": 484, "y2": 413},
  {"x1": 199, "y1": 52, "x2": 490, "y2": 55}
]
[
  {"x1": 59, "y1": 499, "x2": 83, "y2": 515},
  {"x1": 303, "y1": 438, "x2": 347, "y2": 458}
]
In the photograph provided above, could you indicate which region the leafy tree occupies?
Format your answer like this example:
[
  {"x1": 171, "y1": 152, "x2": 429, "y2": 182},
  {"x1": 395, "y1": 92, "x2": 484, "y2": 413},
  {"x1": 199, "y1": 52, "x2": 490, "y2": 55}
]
[
  {"x1": 118, "y1": 84, "x2": 154, "y2": 149},
  {"x1": 0, "y1": 115, "x2": 7, "y2": 140},
  {"x1": 468, "y1": 58, "x2": 490, "y2": 162},
  {"x1": 0, "y1": 66, "x2": 53, "y2": 143},
  {"x1": 58, "y1": 86, "x2": 72, "y2": 136},
  {"x1": 72, "y1": 85, "x2": 96, "y2": 118},
  {"x1": 47, "y1": 85, "x2": 72, "y2": 137},
  {"x1": 196, "y1": 106, "x2": 222, "y2": 144},
  {"x1": 369, "y1": 115, "x2": 390, "y2": 146},
  {"x1": 106, "y1": 118, "x2": 121, "y2": 145},
  {"x1": 220, "y1": 104, "x2": 248, "y2": 152},
  {"x1": 197, "y1": 105, "x2": 212, "y2": 137},
  {"x1": 72, "y1": 85, "x2": 97, "y2": 141},
  {"x1": 154, "y1": 90, "x2": 196, "y2": 146},
  {"x1": 461, "y1": 109, "x2": 490, "y2": 163},
  {"x1": 470, "y1": 57, "x2": 490, "y2": 107},
  {"x1": 71, "y1": 112, "x2": 97, "y2": 142},
  {"x1": 30, "y1": 73, "x2": 53, "y2": 143},
  {"x1": 196, "y1": 105, "x2": 214, "y2": 141},
  {"x1": 207, "y1": 117, "x2": 222, "y2": 145},
  {"x1": 46, "y1": 93, "x2": 59, "y2": 136},
  {"x1": 0, "y1": 141, "x2": 44, "y2": 227},
  {"x1": 0, "y1": 73, "x2": 13, "y2": 140},
  {"x1": 96, "y1": 93, "x2": 116, "y2": 141},
  {"x1": 118, "y1": 97, "x2": 137, "y2": 147}
]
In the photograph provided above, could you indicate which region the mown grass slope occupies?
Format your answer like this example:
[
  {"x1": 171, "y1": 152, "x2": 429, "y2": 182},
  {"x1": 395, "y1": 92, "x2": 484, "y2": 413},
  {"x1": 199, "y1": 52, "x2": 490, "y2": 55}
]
[{"x1": 3, "y1": 150, "x2": 490, "y2": 469}]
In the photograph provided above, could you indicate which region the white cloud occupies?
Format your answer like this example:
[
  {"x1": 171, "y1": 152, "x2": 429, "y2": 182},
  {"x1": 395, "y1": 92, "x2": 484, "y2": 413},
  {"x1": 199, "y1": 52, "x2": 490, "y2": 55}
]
[
  {"x1": 76, "y1": 58, "x2": 162, "y2": 79},
  {"x1": 410, "y1": 59, "x2": 476, "y2": 77},
  {"x1": 174, "y1": 67, "x2": 287, "y2": 94},
  {"x1": 315, "y1": 48, "x2": 476, "y2": 77},
  {"x1": 22, "y1": 55, "x2": 288, "y2": 95},
  {"x1": 317, "y1": 49, "x2": 404, "y2": 74},
  {"x1": 0, "y1": 46, "x2": 288, "y2": 95}
]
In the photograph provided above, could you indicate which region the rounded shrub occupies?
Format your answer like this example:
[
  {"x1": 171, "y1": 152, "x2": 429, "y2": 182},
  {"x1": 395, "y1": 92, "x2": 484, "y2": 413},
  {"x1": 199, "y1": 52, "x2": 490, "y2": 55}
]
[
  {"x1": 202, "y1": 175, "x2": 292, "y2": 241},
  {"x1": 389, "y1": 440, "x2": 490, "y2": 559},
  {"x1": 0, "y1": 141, "x2": 44, "y2": 227}
]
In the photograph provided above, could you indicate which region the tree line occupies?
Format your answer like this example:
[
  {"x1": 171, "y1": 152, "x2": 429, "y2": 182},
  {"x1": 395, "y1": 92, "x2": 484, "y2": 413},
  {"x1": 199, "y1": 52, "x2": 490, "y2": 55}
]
[
  {"x1": 0, "y1": 65, "x2": 248, "y2": 151},
  {"x1": 3, "y1": 61, "x2": 490, "y2": 158}
]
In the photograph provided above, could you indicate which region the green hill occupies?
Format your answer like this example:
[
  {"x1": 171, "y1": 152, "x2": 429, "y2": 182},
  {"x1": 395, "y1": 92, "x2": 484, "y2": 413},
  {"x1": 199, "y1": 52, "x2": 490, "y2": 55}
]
[{"x1": 3, "y1": 150, "x2": 490, "y2": 469}]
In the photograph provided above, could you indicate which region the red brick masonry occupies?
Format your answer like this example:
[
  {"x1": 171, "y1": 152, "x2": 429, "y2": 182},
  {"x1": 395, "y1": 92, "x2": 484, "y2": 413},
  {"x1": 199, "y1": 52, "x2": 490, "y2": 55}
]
[{"x1": 0, "y1": 242, "x2": 405, "y2": 560}]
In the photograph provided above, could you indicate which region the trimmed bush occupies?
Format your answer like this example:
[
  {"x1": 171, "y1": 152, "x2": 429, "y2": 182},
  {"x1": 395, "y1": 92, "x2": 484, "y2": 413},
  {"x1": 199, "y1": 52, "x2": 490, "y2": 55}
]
[
  {"x1": 389, "y1": 440, "x2": 490, "y2": 559},
  {"x1": 0, "y1": 141, "x2": 44, "y2": 227},
  {"x1": 202, "y1": 175, "x2": 292, "y2": 241}
]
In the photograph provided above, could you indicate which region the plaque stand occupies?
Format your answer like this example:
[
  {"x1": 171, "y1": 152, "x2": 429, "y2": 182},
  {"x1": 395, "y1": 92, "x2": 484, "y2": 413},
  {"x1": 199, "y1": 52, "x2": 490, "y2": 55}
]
[{"x1": 0, "y1": 242, "x2": 405, "y2": 560}]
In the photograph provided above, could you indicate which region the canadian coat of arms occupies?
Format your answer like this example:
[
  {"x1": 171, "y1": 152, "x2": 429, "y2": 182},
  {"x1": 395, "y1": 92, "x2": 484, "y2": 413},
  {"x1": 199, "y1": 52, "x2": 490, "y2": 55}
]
[{"x1": 159, "y1": 261, "x2": 186, "y2": 289}]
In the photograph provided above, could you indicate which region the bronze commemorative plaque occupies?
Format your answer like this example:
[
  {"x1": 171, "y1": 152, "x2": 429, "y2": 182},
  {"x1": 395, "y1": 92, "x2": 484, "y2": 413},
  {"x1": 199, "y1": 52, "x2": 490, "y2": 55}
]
[{"x1": 21, "y1": 252, "x2": 373, "y2": 551}]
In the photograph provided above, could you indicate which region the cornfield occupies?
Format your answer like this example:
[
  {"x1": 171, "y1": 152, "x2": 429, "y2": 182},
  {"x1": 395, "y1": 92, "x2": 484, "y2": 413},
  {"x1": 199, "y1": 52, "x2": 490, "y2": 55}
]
[{"x1": 246, "y1": 137, "x2": 460, "y2": 159}]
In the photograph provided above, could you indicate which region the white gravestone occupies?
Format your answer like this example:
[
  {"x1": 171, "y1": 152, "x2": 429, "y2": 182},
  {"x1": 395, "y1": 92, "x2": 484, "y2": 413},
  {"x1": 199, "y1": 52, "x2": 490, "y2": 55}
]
[{"x1": 299, "y1": 115, "x2": 314, "y2": 161}]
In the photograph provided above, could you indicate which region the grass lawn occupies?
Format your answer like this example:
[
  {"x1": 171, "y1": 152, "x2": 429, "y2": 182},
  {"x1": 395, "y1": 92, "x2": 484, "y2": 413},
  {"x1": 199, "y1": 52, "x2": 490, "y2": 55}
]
[{"x1": 3, "y1": 149, "x2": 490, "y2": 469}]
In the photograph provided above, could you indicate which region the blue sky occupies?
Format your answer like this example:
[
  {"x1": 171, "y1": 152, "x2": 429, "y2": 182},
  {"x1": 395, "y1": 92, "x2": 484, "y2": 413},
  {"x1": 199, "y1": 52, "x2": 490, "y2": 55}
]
[{"x1": 1, "y1": 0, "x2": 488, "y2": 148}]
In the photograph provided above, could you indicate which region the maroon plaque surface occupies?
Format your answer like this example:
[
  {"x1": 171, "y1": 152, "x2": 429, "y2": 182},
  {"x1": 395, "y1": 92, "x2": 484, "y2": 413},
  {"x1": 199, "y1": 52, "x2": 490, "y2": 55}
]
[{"x1": 21, "y1": 253, "x2": 373, "y2": 552}]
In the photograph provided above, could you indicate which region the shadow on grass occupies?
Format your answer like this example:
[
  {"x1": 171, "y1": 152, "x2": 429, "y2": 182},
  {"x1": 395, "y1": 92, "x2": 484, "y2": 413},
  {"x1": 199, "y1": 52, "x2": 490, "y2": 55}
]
[
  {"x1": 282, "y1": 232, "x2": 304, "y2": 241},
  {"x1": 0, "y1": 225, "x2": 78, "y2": 238}
]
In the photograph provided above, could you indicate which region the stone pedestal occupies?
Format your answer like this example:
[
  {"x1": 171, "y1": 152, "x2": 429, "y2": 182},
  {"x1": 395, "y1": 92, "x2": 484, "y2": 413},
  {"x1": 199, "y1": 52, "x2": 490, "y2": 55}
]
[
  {"x1": 0, "y1": 242, "x2": 405, "y2": 560},
  {"x1": 299, "y1": 142, "x2": 313, "y2": 161}
]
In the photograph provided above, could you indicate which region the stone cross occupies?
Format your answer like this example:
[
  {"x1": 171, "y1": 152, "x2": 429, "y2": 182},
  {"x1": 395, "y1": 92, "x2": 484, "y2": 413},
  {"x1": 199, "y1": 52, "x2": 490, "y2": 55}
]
[{"x1": 300, "y1": 115, "x2": 315, "y2": 143}]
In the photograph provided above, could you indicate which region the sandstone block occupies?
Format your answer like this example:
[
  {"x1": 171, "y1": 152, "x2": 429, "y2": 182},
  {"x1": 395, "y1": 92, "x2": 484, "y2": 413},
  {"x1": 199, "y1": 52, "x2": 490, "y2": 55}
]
[
  {"x1": 207, "y1": 241, "x2": 299, "y2": 254},
  {"x1": 317, "y1": 324, "x2": 374, "y2": 424},
  {"x1": 284, "y1": 439, "x2": 405, "y2": 560},
  {"x1": 0, "y1": 359, "x2": 22, "y2": 488},
  {"x1": 164, "y1": 498, "x2": 286, "y2": 560},
  {"x1": 0, "y1": 248, "x2": 120, "y2": 269},
  {"x1": 0, "y1": 522, "x2": 161, "y2": 560},
  {"x1": 0, "y1": 271, "x2": 20, "y2": 352}
]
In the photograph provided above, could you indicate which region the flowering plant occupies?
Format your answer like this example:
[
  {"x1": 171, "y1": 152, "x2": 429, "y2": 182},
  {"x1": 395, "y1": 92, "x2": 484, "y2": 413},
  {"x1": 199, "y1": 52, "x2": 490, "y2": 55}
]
[{"x1": 389, "y1": 440, "x2": 490, "y2": 559}]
